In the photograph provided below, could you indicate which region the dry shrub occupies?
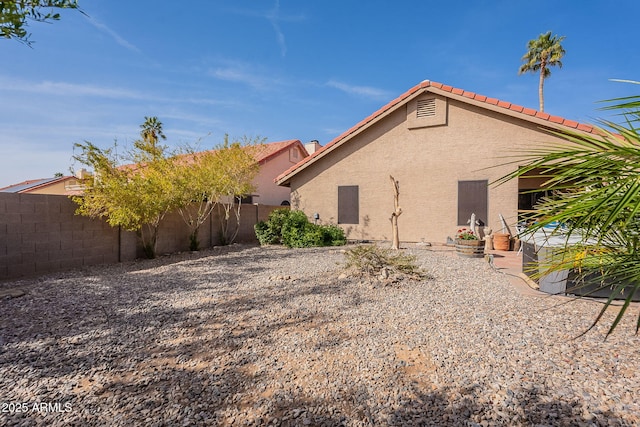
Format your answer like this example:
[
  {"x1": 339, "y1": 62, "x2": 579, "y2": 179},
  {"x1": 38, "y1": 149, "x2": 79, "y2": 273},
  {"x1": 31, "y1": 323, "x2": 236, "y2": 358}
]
[{"x1": 343, "y1": 244, "x2": 428, "y2": 281}]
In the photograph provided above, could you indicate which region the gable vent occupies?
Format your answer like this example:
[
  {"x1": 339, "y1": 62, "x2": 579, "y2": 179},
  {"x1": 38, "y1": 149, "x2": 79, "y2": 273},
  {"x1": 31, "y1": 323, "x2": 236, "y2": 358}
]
[{"x1": 416, "y1": 98, "x2": 436, "y2": 118}]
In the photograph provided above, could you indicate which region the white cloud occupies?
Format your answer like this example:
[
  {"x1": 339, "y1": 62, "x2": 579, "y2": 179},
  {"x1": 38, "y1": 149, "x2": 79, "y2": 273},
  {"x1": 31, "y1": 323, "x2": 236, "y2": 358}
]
[
  {"x1": 227, "y1": 1, "x2": 305, "y2": 57},
  {"x1": 0, "y1": 75, "x2": 146, "y2": 100},
  {"x1": 85, "y1": 16, "x2": 141, "y2": 53},
  {"x1": 0, "y1": 76, "x2": 232, "y2": 108},
  {"x1": 326, "y1": 80, "x2": 392, "y2": 100},
  {"x1": 209, "y1": 61, "x2": 284, "y2": 90},
  {"x1": 267, "y1": 0, "x2": 287, "y2": 57},
  {"x1": 211, "y1": 67, "x2": 258, "y2": 86}
]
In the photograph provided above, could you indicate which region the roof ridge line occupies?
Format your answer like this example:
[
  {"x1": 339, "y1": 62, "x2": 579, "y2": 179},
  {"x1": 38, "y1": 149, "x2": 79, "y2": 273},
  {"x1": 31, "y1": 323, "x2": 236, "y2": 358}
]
[{"x1": 276, "y1": 80, "x2": 596, "y2": 184}]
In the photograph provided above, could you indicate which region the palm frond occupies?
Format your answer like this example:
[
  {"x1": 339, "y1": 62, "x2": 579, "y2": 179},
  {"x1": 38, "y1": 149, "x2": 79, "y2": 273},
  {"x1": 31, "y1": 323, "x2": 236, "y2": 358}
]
[{"x1": 497, "y1": 81, "x2": 640, "y2": 335}]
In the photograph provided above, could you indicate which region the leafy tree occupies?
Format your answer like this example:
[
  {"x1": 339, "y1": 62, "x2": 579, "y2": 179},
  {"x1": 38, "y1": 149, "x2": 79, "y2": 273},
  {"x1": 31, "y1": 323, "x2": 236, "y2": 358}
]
[
  {"x1": 71, "y1": 117, "x2": 177, "y2": 258},
  {"x1": 518, "y1": 31, "x2": 566, "y2": 112},
  {"x1": 497, "y1": 81, "x2": 640, "y2": 336},
  {"x1": 168, "y1": 148, "x2": 213, "y2": 251},
  {"x1": 1, "y1": 0, "x2": 82, "y2": 46},
  {"x1": 215, "y1": 137, "x2": 261, "y2": 245},
  {"x1": 170, "y1": 136, "x2": 259, "y2": 250}
]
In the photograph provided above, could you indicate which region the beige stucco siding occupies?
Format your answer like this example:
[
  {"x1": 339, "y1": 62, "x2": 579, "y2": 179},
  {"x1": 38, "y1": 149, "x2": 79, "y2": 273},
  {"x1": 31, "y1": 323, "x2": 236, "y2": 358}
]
[
  {"x1": 25, "y1": 178, "x2": 80, "y2": 195},
  {"x1": 254, "y1": 146, "x2": 302, "y2": 206},
  {"x1": 290, "y1": 96, "x2": 566, "y2": 243}
]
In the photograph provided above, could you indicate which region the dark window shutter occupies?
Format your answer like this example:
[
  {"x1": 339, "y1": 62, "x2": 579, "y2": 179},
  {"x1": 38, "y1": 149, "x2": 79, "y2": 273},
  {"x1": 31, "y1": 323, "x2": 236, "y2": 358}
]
[
  {"x1": 458, "y1": 180, "x2": 488, "y2": 226},
  {"x1": 338, "y1": 186, "x2": 359, "y2": 224}
]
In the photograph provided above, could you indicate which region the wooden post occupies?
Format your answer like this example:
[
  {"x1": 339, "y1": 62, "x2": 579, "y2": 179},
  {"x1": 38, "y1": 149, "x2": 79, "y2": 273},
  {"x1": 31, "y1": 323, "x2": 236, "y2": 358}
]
[{"x1": 390, "y1": 175, "x2": 402, "y2": 250}]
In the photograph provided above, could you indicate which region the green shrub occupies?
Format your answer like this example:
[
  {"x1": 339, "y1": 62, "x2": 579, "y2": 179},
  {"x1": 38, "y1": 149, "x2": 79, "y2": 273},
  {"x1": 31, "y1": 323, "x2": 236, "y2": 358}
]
[
  {"x1": 281, "y1": 210, "x2": 312, "y2": 247},
  {"x1": 255, "y1": 209, "x2": 346, "y2": 248},
  {"x1": 254, "y1": 220, "x2": 278, "y2": 245},
  {"x1": 322, "y1": 224, "x2": 347, "y2": 246},
  {"x1": 254, "y1": 208, "x2": 291, "y2": 245},
  {"x1": 265, "y1": 208, "x2": 292, "y2": 236}
]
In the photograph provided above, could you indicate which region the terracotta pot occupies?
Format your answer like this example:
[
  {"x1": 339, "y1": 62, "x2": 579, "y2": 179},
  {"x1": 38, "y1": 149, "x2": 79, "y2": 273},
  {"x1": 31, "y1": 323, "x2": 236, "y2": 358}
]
[
  {"x1": 493, "y1": 233, "x2": 511, "y2": 251},
  {"x1": 455, "y1": 239, "x2": 484, "y2": 258}
]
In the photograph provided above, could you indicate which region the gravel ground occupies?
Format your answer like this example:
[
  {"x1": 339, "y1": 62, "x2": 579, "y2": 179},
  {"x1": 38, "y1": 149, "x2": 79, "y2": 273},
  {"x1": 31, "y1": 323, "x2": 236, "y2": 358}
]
[{"x1": 1, "y1": 244, "x2": 639, "y2": 427}]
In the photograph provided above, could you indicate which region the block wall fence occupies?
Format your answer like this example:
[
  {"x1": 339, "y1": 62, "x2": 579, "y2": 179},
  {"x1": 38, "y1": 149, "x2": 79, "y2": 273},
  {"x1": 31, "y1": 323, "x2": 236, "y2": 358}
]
[{"x1": 0, "y1": 193, "x2": 283, "y2": 281}]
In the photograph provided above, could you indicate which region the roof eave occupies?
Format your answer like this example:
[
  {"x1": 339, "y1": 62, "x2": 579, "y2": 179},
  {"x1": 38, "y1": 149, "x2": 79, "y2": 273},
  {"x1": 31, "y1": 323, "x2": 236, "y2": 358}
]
[
  {"x1": 427, "y1": 86, "x2": 594, "y2": 134},
  {"x1": 276, "y1": 82, "x2": 430, "y2": 186},
  {"x1": 257, "y1": 139, "x2": 306, "y2": 164},
  {"x1": 276, "y1": 81, "x2": 596, "y2": 186}
]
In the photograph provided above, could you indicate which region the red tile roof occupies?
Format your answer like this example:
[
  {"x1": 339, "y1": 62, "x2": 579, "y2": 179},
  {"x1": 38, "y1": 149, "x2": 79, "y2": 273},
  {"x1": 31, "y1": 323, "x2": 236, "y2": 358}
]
[
  {"x1": 276, "y1": 80, "x2": 596, "y2": 185},
  {"x1": 119, "y1": 139, "x2": 306, "y2": 172},
  {"x1": 246, "y1": 140, "x2": 306, "y2": 163}
]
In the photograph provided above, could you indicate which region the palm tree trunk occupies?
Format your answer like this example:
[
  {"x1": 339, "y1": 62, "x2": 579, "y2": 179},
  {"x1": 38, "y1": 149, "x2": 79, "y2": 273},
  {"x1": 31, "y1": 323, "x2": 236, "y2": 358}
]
[
  {"x1": 538, "y1": 60, "x2": 547, "y2": 112},
  {"x1": 538, "y1": 71, "x2": 545, "y2": 111}
]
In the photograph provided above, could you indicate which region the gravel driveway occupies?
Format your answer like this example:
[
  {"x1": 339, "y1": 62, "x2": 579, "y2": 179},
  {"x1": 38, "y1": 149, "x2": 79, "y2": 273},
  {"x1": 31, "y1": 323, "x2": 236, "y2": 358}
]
[{"x1": 1, "y1": 244, "x2": 639, "y2": 426}]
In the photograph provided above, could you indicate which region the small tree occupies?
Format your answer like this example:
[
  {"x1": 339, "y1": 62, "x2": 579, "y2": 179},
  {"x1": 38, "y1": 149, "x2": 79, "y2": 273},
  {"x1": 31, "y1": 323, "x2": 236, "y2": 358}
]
[
  {"x1": 170, "y1": 137, "x2": 258, "y2": 250},
  {"x1": 72, "y1": 117, "x2": 177, "y2": 258},
  {"x1": 169, "y1": 149, "x2": 219, "y2": 251},
  {"x1": 1, "y1": 0, "x2": 82, "y2": 46},
  {"x1": 216, "y1": 137, "x2": 260, "y2": 245}
]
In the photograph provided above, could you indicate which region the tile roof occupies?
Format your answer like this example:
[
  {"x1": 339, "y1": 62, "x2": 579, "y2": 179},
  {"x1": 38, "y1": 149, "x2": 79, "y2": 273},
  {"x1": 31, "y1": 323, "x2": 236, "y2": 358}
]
[
  {"x1": 276, "y1": 80, "x2": 597, "y2": 185},
  {"x1": 10, "y1": 141, "x2": 308, "y2": 196},
  {"x1": 246, "y1": 140, "x2": 305, "y2": 163},
  {"x1": 118, "y1": 140, "x2": 306, "y2": 172}
]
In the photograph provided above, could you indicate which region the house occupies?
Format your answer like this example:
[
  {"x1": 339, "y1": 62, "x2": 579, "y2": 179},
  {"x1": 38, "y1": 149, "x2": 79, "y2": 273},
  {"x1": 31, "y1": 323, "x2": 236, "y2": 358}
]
[
  {"x1": 0, "y1": 170, "x2": 88, "y2": 196},
  {"x1": 245, "y1": 139, "x2": 308, "y2": 205},
  {"x1": 276, "y1": 80, "x2": 595, "y2": 244},
  {"x1": 179, "y1": 139, "x2": 309, "y2": 206},
  {"x1": 2, "y1": 141, "x2": 308, "y2": 205}
]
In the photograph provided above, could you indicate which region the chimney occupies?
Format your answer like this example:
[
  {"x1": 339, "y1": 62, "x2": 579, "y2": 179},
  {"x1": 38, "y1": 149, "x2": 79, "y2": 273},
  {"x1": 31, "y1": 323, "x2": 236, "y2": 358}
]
[
  {"x1": 76, "y1": 168, "x2": 89, "y2": 179},
  {"x1": 305, "y1": 140, "x2": 322, "y2": 154}
]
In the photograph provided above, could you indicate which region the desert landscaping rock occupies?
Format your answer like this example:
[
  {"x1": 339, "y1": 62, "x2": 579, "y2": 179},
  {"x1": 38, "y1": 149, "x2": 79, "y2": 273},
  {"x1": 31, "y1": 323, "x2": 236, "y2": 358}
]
[{"x1": 1, "y1": 244, "x2": 639, "y2": 426}]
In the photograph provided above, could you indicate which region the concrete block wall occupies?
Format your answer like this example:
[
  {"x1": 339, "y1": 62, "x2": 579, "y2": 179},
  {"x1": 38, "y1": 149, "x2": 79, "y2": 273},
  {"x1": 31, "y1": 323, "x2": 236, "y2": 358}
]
[
  {"x1": 0, "y1": 193, "x2": 121, "y2": 280},
  {"x1": 0, "y1": 192, "x2": 285, "y2": 281}
]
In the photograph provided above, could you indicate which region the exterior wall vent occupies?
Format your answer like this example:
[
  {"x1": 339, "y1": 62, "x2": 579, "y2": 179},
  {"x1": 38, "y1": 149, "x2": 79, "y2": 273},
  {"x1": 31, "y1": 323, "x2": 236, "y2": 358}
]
[
  {"x1": 407, "y1": 94, "x2": 447, "y2": 129},
  {"x1": 416, "y1": 98, "x2": 436, "y2": 118}
]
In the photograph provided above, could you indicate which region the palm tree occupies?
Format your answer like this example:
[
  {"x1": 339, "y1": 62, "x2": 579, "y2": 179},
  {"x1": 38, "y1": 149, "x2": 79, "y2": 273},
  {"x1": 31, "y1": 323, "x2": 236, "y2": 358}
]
[
  {"x1": 140, "y1": 116, "x2": 166, "y2": 144},
  {"x1": 518, "y1": 31, "x2": 566, "y2": 112},
  {"x1": 496, "y1": 81, "x2": 640, "y2": 336},
  {"x1": 135, "y1": 116, "x2": 167, "y2": 161}
]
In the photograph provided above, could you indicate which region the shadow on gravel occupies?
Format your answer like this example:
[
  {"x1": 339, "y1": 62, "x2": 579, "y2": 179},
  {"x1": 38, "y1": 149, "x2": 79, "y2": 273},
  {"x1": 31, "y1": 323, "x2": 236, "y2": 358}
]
[
  {"x1": 0, "y1": 246, "x2": 364, "y2": 425},
  {"x1": 385, "y1": 382, "x2": 630, "y2": 426}
]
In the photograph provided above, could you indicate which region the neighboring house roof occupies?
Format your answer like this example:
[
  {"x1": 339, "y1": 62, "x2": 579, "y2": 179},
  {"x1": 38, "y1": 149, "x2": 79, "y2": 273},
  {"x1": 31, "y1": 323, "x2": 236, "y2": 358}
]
[
  {"x1": 276, "y1": 80, "x2": 596, "y2": 186},
  {"x1": 119, "y1": 139, "x2": 306, "y2": 172},
  {"x1": 0, "y1": 176, "x2": 72, "y2": 193},
  {"x1": 1, "y1": 141, "x2": 306, "y2": 198},
  {"x1": 248, "y1": 139, "x2": 307, "y2": 164}
]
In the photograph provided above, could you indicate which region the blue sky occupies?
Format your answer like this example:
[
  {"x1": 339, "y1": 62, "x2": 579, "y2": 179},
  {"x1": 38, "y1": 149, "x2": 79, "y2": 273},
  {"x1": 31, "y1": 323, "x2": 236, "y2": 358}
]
[{"x1": 0, "y1": 0, "x2": 637, "y2": 187}]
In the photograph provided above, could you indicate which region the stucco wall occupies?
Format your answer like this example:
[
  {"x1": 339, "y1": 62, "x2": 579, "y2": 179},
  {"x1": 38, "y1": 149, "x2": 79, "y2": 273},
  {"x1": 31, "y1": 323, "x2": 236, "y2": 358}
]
[
  {"x1": 289, "y1": 95, "x2": 568, "y2": 244},
  {"x1": 254, "y1": 146, "x2": 303, "y2": 206},
  {"x1": 0, "y1": 193, "x2": 282, "y2": 281},
  {"x1": 25, "y1": 177, "x2": 82, "y2": 195}
]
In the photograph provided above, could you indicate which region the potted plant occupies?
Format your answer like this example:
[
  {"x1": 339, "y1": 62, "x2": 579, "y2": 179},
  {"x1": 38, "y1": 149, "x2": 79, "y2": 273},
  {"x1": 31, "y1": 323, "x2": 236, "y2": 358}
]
[
  {"x1": 455, "y1": 228, "x2": 484, "y2": 258},
  {"x1": 492, "y1": 232, "x2": 511, "y2": 251}
]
